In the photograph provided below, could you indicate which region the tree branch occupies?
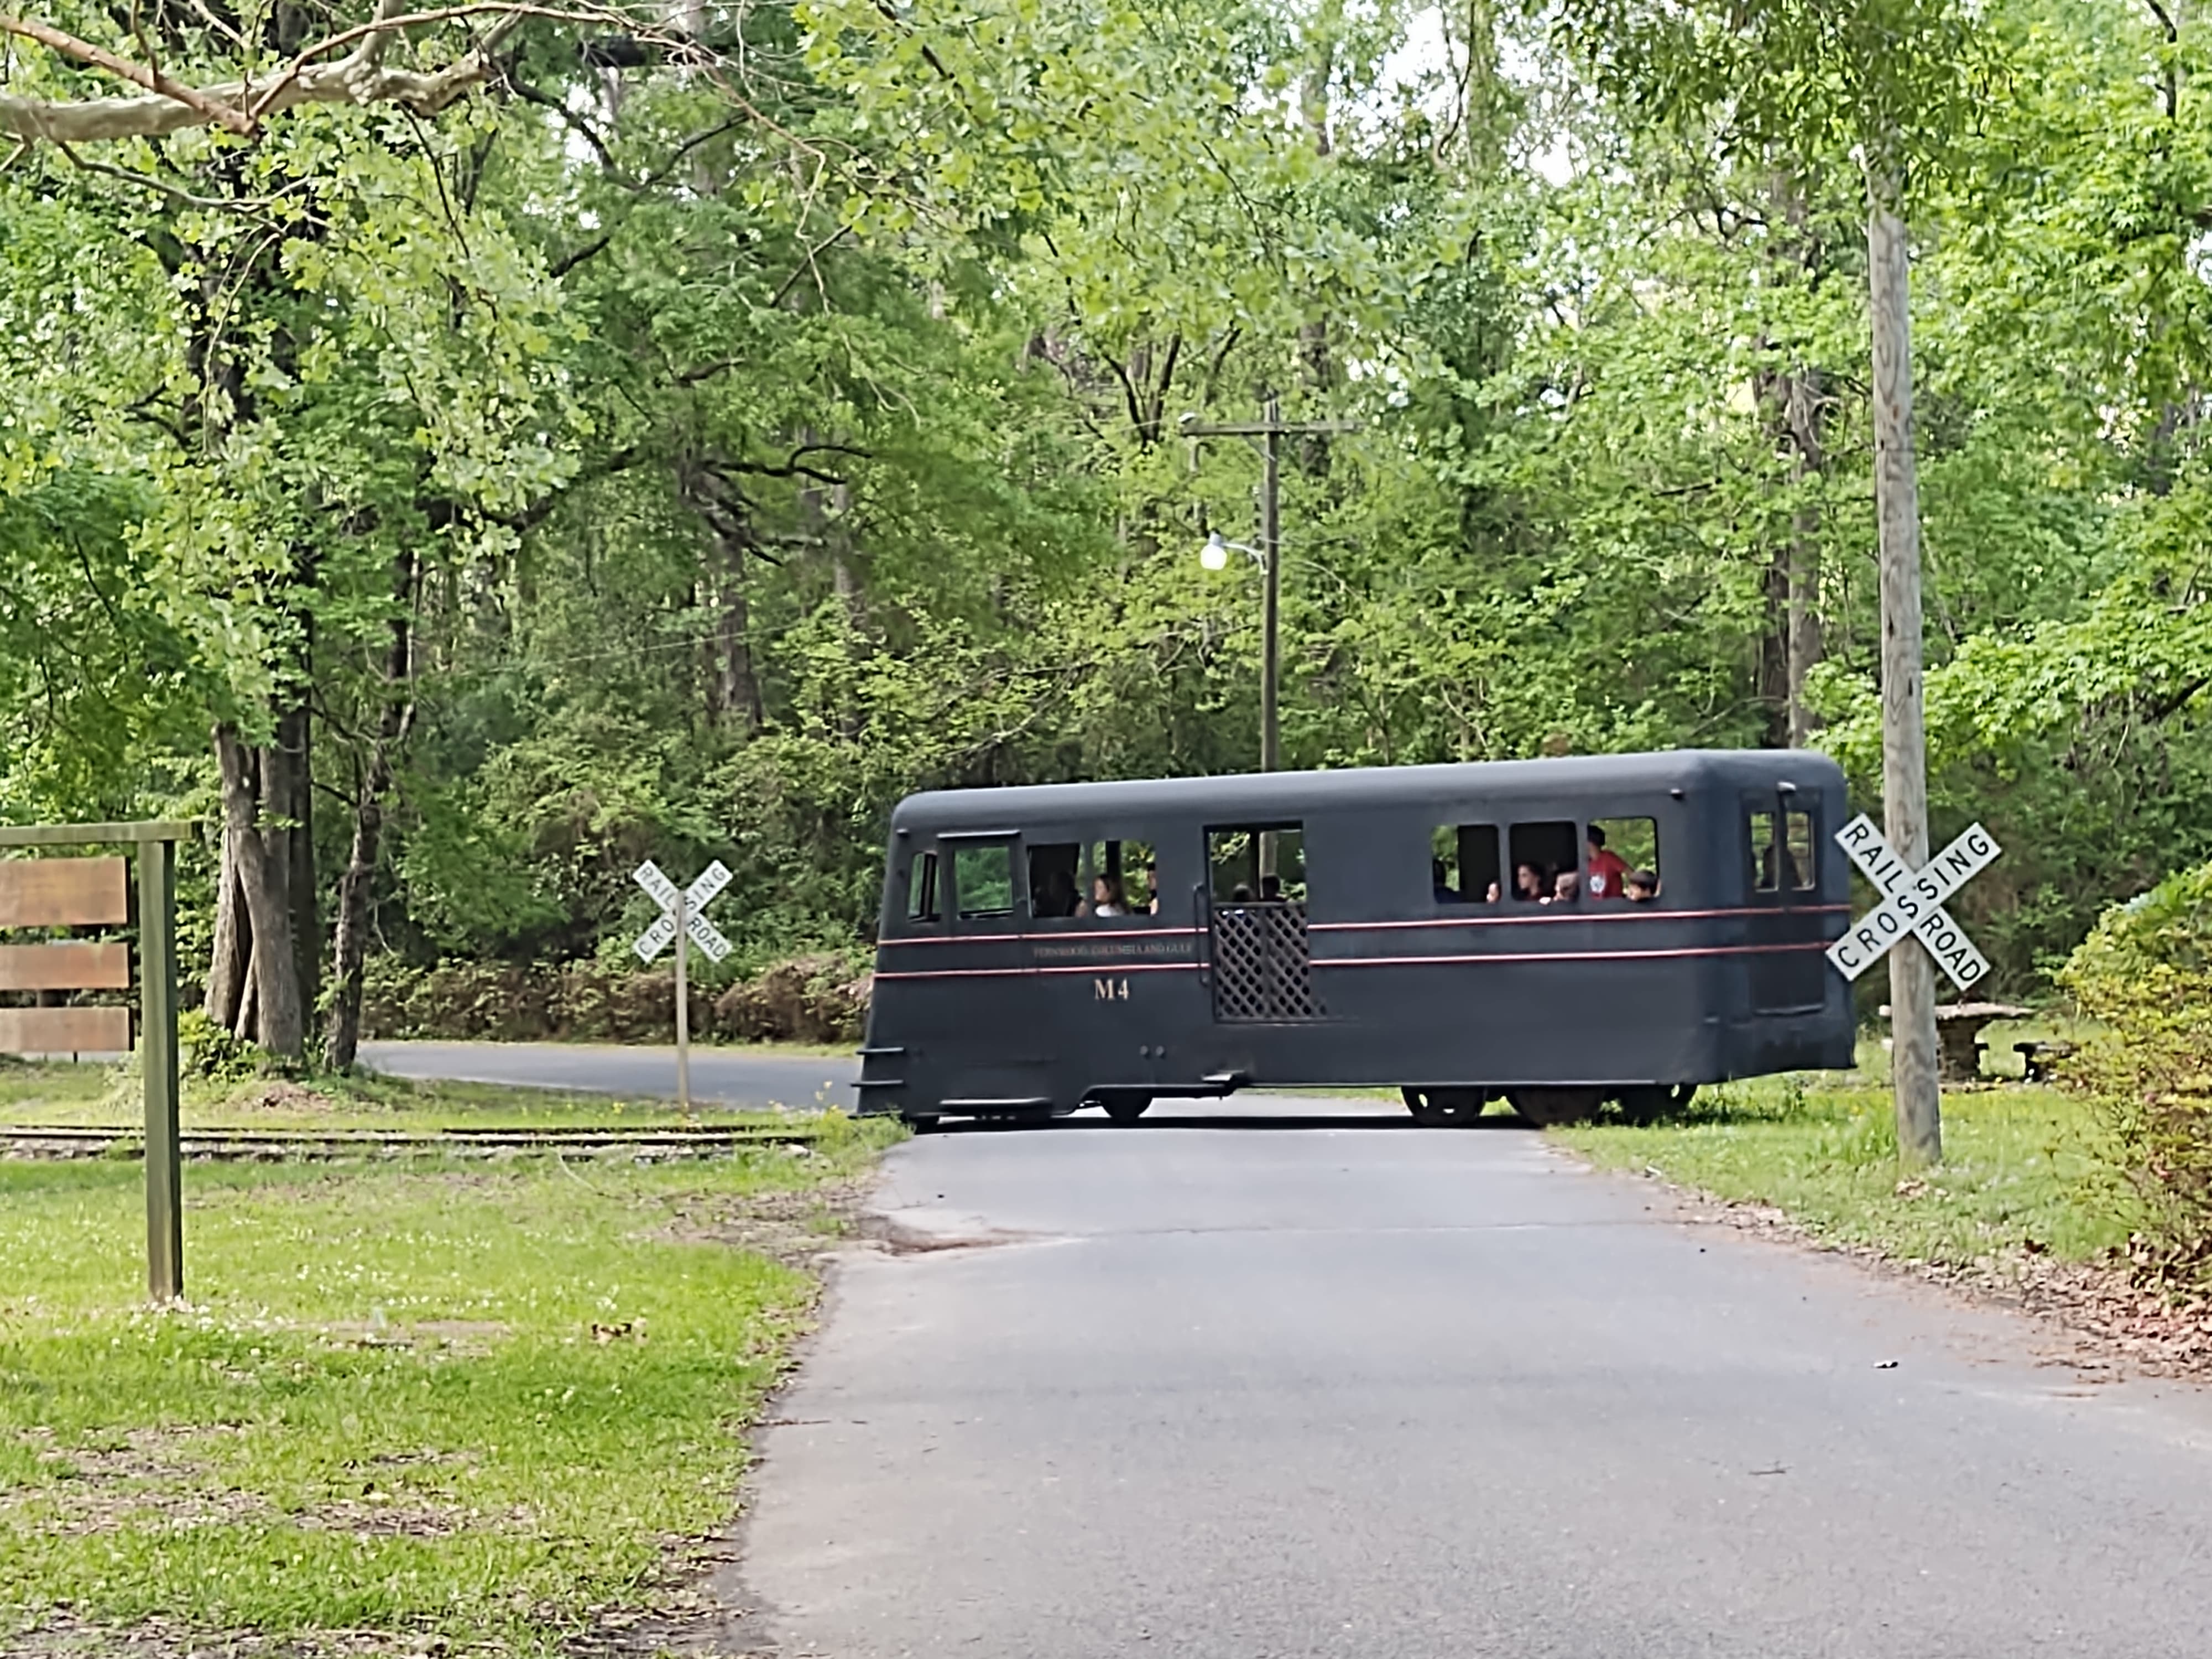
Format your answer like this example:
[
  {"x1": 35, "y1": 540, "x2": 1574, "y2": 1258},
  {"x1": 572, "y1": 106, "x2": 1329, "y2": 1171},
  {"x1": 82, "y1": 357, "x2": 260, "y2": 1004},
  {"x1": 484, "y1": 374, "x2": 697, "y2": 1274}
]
[
  {"x1": 1, "y1": 12, "x2": 254, "y2": 133},
  {"x1": 0, "y1": 3, "x2": 634, "y2": 143},
  {"x1": 504, "y1": 71, "x2": 613, "y2": 170}
]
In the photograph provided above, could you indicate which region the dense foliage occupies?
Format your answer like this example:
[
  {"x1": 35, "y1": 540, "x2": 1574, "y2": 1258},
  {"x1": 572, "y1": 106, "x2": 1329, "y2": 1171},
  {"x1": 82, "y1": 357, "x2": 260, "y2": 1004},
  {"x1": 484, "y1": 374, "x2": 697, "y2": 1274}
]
[
  {"x1": 2061, "y1": 861, "x2": 2212, "y2": 1276},
  {"x1": 2, "y1": 0, "x2": 2207, "y2": 1058}
]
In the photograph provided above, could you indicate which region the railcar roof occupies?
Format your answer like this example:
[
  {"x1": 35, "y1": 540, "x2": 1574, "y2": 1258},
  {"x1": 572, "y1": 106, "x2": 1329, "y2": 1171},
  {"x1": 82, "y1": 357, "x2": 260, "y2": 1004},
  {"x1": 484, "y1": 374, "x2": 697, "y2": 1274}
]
[{"x1": 890, "y1": 749, "x2": 1844, "y2": 833}]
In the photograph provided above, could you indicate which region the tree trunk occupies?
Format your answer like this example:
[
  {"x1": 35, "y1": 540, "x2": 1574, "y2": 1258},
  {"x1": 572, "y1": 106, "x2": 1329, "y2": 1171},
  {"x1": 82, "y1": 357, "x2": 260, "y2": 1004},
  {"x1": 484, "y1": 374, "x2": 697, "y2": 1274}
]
[
  {"x1": 686, "y1": 465, "x2": 765, "y2": 734},
  {"x1": 326, "y1": 557, "x2": 418, "y2": 1071},
  {"x1": 214, "y1": 723, "x2": 306, "y2": 1060},
  {"x1": 1756, "y1": 363, "x2": 1827, "y2": 747},
  {"x1": 1297, "y1": 15, "x2": 1337, "y2": 471},
  {"x1": 236, "y1": 946, "x2": 259, "y2": 1042},
  {"x1": 1756, "y1": 537, "x2": 1791, "y2": 746},
  {"x1": 204, "y1": 830, "x2": 251, "y2": 1027},
  {"x1": 276, "y1": 695, "x2": 319, "y2": 1029},
  {"x1": 714, "y1": 544, "x2": 764, "y2": 733},
  {"x1": 1756, "y1": 160, "x2": 1827, "y2": 749},
  {"x1": 1867, "y1": 175, "x2": 1941, "y2": 1166},
  {"x1": 1782, "y1": 367, "x2": 1825, "y2": 748}
]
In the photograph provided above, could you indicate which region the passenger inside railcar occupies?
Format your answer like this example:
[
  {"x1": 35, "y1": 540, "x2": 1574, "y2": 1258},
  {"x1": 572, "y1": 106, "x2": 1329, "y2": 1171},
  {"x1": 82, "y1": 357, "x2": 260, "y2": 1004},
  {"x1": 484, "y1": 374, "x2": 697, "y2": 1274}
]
[
  {"x1": 1585, "y1": 825, "x2": 1631, "y2": 898},
  {"x1": 1088, "y1": 874, "x2": 1127, "y2": 917}
]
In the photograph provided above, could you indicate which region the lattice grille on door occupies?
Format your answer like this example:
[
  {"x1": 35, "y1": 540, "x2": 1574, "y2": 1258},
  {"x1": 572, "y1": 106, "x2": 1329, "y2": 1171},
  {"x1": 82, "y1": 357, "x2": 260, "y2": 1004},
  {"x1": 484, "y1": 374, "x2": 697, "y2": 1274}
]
[{"x1": 1209, "y1": 902, "x2": 1324, "y2": 1022}]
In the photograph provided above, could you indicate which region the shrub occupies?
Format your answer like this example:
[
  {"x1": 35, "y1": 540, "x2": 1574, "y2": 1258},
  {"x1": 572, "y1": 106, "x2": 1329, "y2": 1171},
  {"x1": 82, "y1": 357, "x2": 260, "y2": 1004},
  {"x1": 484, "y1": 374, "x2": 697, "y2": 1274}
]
[
  {"x1": 2058, "y1": 862, "x2": 2212, "y2": 1278},
  {"x1": 713, "y1": 952, "x2": 870, "y2": 1044},
  {"x1": 358, "y1": 953, "x2": 871, "y2": 1045},
  {"x1": 176, "y1": 1009, "x2": 265, "y2": 1084}
]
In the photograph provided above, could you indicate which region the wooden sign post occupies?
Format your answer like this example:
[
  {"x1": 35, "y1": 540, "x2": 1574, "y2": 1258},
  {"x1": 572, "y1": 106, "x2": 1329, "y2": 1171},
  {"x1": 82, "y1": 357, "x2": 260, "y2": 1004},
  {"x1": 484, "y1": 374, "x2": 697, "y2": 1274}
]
[{"x1": 0, "y1": 822, "x2": 191, "y2": 1301}]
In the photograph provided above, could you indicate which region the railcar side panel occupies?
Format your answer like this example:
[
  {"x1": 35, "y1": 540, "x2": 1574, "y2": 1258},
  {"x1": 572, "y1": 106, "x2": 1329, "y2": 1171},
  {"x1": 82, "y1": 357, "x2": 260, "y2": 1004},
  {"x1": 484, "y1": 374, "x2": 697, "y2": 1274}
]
[{"x1": 858, "y1": 752, "x2": 1858, "y2": 1119}]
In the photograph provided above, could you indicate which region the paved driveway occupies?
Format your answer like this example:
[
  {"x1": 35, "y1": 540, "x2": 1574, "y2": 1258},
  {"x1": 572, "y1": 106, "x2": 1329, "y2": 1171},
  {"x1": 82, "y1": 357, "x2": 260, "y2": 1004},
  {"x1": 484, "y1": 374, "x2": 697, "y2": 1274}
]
[
  {"x1": 734, "y1": 1104, "x2": 2212, "y2": 1658},
  {"x1": 358, "y1": 1040, "x2": 857, "y2": 1112}
]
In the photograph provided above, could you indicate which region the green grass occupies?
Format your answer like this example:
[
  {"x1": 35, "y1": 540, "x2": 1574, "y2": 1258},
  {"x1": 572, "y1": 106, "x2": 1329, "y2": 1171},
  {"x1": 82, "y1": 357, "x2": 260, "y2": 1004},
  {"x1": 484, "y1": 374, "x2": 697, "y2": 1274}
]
[
  {"x1": 0, "y1": 1114, "x2": 902, "y2": 1653},
  {"x1": 0, "y1": 1058, "x2": 108, "y2": 1119},
  {"x1": 1558, "y1": 1066, "x2": 2135, "y2": 1267}
]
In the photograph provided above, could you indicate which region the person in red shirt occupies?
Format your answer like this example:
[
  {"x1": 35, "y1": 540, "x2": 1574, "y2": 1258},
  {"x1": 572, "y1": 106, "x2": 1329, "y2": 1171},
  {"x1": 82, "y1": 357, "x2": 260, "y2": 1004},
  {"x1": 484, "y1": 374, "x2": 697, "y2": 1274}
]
[{"x1": 1585, "y1": 825, "x2": 1632, "y2": 899}]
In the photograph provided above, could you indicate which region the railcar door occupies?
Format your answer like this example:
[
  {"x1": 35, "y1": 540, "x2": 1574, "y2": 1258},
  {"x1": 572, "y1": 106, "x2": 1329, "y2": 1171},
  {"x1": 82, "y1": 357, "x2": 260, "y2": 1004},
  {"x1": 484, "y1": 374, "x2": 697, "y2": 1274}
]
[
  {"x1": 1202, "y1": 822, "x2": 1324, "y2": 1022},
  {"x1": 937, "y1": 832, "x2": 1053, "y2": 1112},
  {"x1": 1744, "y1": 791, "x2": 1825, "y2": 1013}
]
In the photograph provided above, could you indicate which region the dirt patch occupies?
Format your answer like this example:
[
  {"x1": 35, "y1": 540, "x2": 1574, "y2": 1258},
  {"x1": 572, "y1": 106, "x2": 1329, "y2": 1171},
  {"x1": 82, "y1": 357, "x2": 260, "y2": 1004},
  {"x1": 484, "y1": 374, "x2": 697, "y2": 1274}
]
[
  {"x1": 855, "y1": 1206, "x2": 1042, "y2": 1254},
  {"x1": 21, "y1": 1422, "x2": 238, "y2": 1482},
  {"x1": 221, "y1": 1081, "x2": 347, "y2": 1115},
  {"x1": 659, "y1": 1176, "x2": 875, "y2": 1266},
  {"x1": 566, "y1": 1565, "x2": 775, "y2": 1658},
  {"x1": 293, "y1": 1495, "x2": 481, "y2": 1540},
  {"x1": 0, "y1": 1614, "x2": 448, "y2": 1657},
  {"x1": 311, "y1": 1318, "x2": 508, "y2": 1354},
  {"x1": 7, "y1": 1427, "x2": 503, "y2": 1546}
]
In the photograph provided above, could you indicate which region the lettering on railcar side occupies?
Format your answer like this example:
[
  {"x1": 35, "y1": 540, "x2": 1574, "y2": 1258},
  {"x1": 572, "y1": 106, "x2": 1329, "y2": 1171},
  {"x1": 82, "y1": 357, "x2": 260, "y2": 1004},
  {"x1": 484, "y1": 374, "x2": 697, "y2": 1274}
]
[{"x1": 1094, "y1": 977, "x2": 1130, "y2": 1001}]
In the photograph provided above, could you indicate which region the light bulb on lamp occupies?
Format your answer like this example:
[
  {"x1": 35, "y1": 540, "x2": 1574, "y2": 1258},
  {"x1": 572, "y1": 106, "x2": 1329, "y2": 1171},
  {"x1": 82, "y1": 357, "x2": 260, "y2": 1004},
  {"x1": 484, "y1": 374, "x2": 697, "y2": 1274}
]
[{"x1": 1199, "y1": 532, "x2": 1231, "y2": 571}]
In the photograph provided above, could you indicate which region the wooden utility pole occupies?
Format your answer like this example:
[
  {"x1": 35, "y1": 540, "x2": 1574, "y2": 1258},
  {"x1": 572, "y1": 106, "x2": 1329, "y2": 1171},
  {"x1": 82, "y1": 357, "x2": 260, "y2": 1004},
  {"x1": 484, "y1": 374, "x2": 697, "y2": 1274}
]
[
  {"x1": 1258, "y1": 397, "x2": 1283, "y2": 774},
  {"x1": 1867, "y1": 179, "x2": 1942, "y2": 1165},
  {"x1": 1179, "y1": 399, "x2": 1359, "y2": 776}
]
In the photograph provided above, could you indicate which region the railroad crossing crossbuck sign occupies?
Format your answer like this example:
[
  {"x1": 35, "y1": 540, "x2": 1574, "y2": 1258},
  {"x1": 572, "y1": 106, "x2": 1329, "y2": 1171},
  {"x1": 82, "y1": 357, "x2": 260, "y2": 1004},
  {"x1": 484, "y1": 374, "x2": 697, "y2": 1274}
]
[
  {"x1": 633, "y1": 859, "x2": 732, "y2": 963},
  {"x1": 1825, "y1": 816, "x2": 2001, "y2": 991}
]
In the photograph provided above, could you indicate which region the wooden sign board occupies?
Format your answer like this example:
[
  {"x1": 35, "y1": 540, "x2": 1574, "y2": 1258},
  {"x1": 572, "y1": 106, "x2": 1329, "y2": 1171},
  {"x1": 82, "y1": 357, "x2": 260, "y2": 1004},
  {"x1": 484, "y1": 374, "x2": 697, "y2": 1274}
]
[
  {"x1": 0, "y1": 824, "x2": 191, "y2": 1302},
  {"x1": 0, "y1": 1006, "x2": 131, "y2": 1053},
  {"x1": 0, "y1": 857, "x2": 128, "y2": 928},
  {"x1": 0, "y1": 942, "x2": 131, "y2": 991}
]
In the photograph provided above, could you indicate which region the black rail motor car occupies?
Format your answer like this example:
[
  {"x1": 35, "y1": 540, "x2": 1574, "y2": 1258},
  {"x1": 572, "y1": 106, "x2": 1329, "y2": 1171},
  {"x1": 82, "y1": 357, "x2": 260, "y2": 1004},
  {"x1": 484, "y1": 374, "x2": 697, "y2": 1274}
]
[{"x1": 855, "y1": 750, "x2": 1854, "y2": 1128}]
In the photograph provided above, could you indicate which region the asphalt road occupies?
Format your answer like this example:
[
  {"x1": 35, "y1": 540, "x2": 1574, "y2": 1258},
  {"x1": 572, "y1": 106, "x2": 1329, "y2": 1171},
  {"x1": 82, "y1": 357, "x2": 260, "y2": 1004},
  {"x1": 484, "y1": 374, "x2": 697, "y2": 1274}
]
[
  {"x1": 733, "y1": 1101, "x2": 2212, "y2": 1658},
  {"x1": 357, "y1": 1040, "x2": 858, "y2": 1112}
]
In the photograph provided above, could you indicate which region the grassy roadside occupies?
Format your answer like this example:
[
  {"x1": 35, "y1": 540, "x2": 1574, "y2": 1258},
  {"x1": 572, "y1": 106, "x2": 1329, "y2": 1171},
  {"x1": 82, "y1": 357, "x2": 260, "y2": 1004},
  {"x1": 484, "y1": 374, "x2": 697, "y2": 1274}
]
[
  {"x1": 1556, "y1": 1065, "x2": 2135, "y2": 1268},
  {"x1": 0, "y1": 1111, "x2": 902, "y2": 1655}
]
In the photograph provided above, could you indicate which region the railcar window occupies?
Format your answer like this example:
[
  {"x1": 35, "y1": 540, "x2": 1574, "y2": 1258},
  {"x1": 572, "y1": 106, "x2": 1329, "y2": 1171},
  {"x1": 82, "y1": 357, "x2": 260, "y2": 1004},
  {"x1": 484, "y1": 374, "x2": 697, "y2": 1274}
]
[
  {"x1": 1784, "y1": 810, "x2": 1817, "y2": 890},
  {"x1": 1208, "y1": 825, "x2": 1306, "y2": 904},
  {"x1": 1587, "y1": 817, "x2": 1659, "y2": 901},
  {"x1": 1749, "y1": 810, "x2": 1781, "y2": 891},
  {"x1": 1085, "y1": 839, "x2": 1156, "y2": 916},
  {"x1": 907, "y1": 851, "x2": 940, "y2": 922},
  {"x1": 954, "y1": 845, "x2": 1015, "y2": 918},
  {"x1": 1508, "y1": 821, "x2": 1580, "y2": 904},
  {"x1": 1027, "y1": 843, "x2": 1082, "y2": 918},
  {"x1": 1430, "y1": 824, "x2": 1500, "y2": 903}
]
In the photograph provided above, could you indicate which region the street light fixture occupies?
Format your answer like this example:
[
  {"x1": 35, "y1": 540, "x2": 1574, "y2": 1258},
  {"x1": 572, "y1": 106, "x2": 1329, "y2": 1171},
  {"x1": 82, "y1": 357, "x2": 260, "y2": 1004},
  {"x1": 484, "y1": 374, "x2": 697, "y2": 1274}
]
[{"x1": 1199, "y1": 531, "x2": 1262, "y2": 572}]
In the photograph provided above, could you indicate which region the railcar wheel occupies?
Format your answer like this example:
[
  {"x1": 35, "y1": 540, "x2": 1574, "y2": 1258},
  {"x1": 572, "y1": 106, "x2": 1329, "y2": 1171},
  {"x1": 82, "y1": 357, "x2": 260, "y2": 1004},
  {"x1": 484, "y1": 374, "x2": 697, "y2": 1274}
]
[
  {"x1": 1402, "y1": 1087, "x2": 1485, "y2": 1126},
  {"x1": 1509, "y1": 1087, "x2": 1605, "y2": 1127},
  {"x1": 1099, "y1": 1093, "x2": 1152, "y2": 1125},
  {"x1": 1614, "y1": 1087, "x2": 1668, "y2": 1125},
  {"x1": 1614, "y1": 1084, "x2": 1697, "y2": 1125}
]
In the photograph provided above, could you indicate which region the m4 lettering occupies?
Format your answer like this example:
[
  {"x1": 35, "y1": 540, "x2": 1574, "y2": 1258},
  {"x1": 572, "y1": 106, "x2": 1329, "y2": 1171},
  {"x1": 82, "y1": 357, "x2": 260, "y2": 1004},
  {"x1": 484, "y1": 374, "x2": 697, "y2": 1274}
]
[{"x1": 1094, "y1": 977, "x2": 1130, "y2": 1002}]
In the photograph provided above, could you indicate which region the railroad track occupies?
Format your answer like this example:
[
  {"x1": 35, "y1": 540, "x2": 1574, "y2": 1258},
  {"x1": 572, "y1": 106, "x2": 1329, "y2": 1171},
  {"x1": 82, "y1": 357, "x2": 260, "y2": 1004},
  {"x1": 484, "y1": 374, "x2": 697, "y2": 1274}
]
[{"x1": 0, "y1": 1122, "x2": 824, "y2": 1161}]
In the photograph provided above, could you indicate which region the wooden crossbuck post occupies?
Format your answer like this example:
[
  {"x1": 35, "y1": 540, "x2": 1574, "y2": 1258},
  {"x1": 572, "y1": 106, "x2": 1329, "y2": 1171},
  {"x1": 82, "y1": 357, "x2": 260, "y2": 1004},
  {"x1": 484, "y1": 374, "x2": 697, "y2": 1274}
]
[{"x1": 0, "y1": 822, "x2": 192, "y2": 1301}]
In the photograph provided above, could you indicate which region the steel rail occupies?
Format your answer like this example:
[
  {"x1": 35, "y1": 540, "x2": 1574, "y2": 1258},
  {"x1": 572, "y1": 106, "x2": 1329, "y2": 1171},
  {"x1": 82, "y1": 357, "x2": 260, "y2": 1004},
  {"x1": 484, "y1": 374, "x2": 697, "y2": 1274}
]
[{"x1": 0, "y1": 1122, "x2": 825, "y2": 1160}]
